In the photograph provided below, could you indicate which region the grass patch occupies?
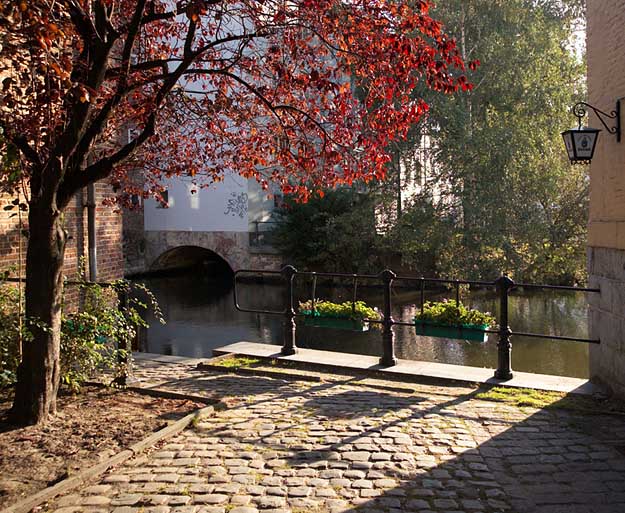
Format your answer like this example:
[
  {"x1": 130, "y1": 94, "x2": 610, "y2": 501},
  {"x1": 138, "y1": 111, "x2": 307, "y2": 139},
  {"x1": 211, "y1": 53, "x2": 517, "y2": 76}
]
[
  {"x1": 214, "y1": 356, "x2": 262, "y2": 369},
  {"x1": 476, "y1": 386, "x2": 566, "y2": 408},
  {"x1": 476, "y1": 386, "x2": 625, "y2": 414}
]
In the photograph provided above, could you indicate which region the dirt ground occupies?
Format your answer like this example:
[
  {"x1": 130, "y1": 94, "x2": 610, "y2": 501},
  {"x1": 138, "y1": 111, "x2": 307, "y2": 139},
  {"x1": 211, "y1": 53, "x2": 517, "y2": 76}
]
[{"x1": 0, "y1": 385, "x2": 206, "y2": 509}]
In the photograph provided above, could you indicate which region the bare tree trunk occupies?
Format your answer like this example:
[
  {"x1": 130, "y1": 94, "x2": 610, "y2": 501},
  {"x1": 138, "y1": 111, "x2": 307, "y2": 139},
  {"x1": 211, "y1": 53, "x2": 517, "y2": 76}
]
[{"x1": 11, "y1": 200, "x2": 66, "y2": 425}]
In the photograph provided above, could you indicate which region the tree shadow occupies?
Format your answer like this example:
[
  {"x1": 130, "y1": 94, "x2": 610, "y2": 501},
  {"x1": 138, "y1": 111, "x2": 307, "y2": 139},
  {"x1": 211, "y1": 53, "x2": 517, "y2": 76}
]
[{"x1": 189, "y1": 379, "x2": 625, "y2": 513}]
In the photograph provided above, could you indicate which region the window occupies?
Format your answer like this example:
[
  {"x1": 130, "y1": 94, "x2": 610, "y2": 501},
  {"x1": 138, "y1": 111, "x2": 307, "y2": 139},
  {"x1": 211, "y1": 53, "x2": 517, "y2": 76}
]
[{"x1": 189, "y1": 187, "x2": 199, "y2": 209}]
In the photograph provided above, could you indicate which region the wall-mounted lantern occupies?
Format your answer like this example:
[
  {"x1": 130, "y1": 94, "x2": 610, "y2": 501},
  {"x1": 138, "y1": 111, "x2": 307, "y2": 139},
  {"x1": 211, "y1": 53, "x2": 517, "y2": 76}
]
[{"x1": 562, "y1": 100, "x2": 621, "y2": 164}]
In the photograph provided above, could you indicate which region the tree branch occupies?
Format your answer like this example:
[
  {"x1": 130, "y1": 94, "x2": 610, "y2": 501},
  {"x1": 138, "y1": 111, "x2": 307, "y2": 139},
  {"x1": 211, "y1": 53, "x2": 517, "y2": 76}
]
[
  {"x1": 59, "y1": 15, "x2": 270, "y2": 204},
  {"x1": 66, "y1": 0, "x2": 100, "y2": 43},
  {"x1": 184, "y1": 19, "x2": 197, "y2": 57},
  {"x1": 116, "y1": 0, "x2": 148, "y2": 95},
  {"x1": 57, "y1": 111, "x2": 157, "y2": 208},
  {"x1": 94, "y1": 0, "x2": 116, "y2": 41},
  {"x1": 10, "y1": 134, "x2": 41, "y2": 167},
  {"x1": 61, "y1": 0, "x2": 147, "y2": 187},
  {"x1": 105, "y1": 58, "x2": 183, "y2": 78}
]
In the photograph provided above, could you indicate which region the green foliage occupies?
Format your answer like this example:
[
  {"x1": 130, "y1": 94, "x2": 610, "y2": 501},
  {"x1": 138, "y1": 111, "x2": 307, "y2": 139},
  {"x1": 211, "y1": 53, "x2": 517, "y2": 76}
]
[
  {"x1": 298, "y1": 299, "x2": 381, "y2": 322},
  {"x1": 61, "y1": 310, "x2": 115, "y2": 391},
  {"x1": 0, "y1": 274, "x2": 164, "y2": 392},
  {"x1": 270, "y1": 1, "x2": 587, "y2": 285},
  {"x1": 60, "y1": 278, "x2": 164, "y2": 391},
  {"x1": 0, "y1": 133, "x2": 22, "y2": 195},
  {"x1": 379, "y1": 196, "x2": 456, "y2": 276},
  {"x1": 407, "y1": 0, "x2": 588, "y2": 284},
  {"x1": 0, "y1": 278, "x2": 25, "y2": 387},
  {"x1": 215, "y1": 356, "x2": 262, "y2": 369},
  {"x1": 415, "y1": 300, "x2": 495, "y2": 327},
  {"x1": 273, "y1": 189, "x2": 381, "y2": 273},
  {"x1": 474, "y1": 385, "x2": 625, "y2": 414}
]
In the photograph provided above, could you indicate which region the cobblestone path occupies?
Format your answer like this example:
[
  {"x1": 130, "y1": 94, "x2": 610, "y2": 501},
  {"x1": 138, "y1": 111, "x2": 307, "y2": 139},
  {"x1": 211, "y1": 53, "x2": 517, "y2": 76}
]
[{"x1": 47, "y1": 359, "x2": 625, "y2": 513}]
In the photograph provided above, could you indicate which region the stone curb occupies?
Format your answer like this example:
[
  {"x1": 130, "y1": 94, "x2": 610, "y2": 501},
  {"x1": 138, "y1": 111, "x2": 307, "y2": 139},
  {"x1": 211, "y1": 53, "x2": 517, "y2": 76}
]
[
  {"x1": 196, "y1": 362, "x2": 323, "y2": 382},
  {"x1": 209, "y1": 351, "x2": 471, "y2": 388},
  {"x1": 0, "y1": 405, "x2": 215, "y2": 513},
  {"x1": 86, "y1": 380, "x2": 218, "y2": 405},
  {"x1": 127, "y1": 385, "x2": 217, "y2": 405}
]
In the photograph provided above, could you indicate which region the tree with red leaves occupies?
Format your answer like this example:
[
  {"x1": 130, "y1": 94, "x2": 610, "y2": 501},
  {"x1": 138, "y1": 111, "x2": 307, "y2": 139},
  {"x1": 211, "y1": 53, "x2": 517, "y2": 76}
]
[{"x1": 0, "y1": 0, "x2": 473, "y2": 424}]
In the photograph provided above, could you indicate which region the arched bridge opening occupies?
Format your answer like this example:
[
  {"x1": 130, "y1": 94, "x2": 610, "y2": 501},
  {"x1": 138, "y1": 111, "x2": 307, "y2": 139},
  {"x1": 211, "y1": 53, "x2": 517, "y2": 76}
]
[{"x1": 150, "y1": 245, "x2": 234, "y2": 280}]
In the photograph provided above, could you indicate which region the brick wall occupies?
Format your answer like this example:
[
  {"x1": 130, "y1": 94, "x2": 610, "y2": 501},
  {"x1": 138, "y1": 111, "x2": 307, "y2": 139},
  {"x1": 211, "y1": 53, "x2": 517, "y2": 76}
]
[
  {"x1": 123, "y1": 204, "x2": 146, "y2": 277},
  {"x1": 587, "y1": 0, "x2": 625, "y2": 396},
  {"x1": 92, "y1": 182, "x2": 124, "y2": 282},
  {"x1": 0, "y1": 182, "x2": 124, "y2": 306},
  {"x1": 587, "y1": 0, "x2": 625, "y2": 246}
]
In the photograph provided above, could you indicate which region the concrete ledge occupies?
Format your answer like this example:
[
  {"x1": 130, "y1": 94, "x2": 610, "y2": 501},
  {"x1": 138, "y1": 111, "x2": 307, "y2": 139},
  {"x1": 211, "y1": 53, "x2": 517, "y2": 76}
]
[{"x1": 212, "y1": 341, "x2": 602, "y2": 396}]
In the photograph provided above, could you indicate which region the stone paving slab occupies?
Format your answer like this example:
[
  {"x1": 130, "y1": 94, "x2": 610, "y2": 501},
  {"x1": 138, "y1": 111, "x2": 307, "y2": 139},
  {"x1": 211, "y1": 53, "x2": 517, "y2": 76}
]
[{"x1": 42, "y1": 357, "x2": 625, "y2": 513}]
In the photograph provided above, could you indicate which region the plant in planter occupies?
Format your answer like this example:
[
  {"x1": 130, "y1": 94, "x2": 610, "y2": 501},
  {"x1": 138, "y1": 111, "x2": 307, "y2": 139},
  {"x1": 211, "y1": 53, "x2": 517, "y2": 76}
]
[
  {"x1": 414, "y1": 299, "x2": 495, "y2": 342},
  {"x1": 298, "y1": 299, "x2": 381, "y2": 331}
]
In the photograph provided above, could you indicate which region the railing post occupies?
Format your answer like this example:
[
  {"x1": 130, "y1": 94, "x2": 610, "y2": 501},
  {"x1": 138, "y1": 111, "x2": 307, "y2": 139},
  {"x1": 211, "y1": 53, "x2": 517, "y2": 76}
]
[
  {"x1": 281, "y1": 265, "x2": 298, "y2": 356},
  {"x1": 494, "y1": 275, "x2": 514, "y2": 380},
  {"x1": 379, "y1": 269, "x2": 397, "y2": 367}
]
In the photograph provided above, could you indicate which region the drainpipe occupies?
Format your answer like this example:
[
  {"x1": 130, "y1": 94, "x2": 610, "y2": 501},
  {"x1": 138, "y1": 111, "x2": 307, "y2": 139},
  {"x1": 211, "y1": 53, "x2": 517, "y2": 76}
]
[{"x1": 87, "y1": 183, "x2": 97, "y2": 281}]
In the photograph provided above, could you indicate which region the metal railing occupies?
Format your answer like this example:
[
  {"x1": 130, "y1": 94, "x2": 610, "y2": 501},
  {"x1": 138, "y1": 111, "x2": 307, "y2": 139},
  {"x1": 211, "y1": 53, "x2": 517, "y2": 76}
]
[
  {"x1": 249, "y1": 220, "x2": 278, "y2": 248},
  {"x1": 234, "y1": 266, "x2": 600, "y2": 381}
]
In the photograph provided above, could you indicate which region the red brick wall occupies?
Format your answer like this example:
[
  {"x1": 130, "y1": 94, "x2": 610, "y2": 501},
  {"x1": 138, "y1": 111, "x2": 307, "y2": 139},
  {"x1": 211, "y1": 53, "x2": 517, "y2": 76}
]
[
  {"x1": 92, "y1": 182, "x2": 124, "y2": 282},
  {"x1": 0, "y1": 182, "x2": 123, "y2": 304}
]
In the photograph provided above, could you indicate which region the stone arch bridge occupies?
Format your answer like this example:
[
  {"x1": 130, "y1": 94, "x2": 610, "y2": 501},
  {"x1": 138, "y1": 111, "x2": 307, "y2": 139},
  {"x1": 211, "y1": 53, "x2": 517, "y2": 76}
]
[{"x1": 125, "y1": 230, "x2": 282, "y2": 276}]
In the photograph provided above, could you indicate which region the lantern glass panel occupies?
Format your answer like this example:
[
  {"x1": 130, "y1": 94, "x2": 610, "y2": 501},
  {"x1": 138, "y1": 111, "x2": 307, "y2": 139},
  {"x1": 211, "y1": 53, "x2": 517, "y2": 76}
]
[
  {"x1": 562, "y1": 131, "x2": 575, "y2": 160},
  {"x1": 572, "y1": 130, "x2": 598, "y2": 160}
]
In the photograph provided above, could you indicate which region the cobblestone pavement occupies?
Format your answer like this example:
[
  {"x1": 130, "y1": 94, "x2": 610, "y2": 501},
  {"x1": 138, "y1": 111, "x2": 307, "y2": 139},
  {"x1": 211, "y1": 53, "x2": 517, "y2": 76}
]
[{"x1": 46, "y1": 358, "x2": 625, "y2": 513}]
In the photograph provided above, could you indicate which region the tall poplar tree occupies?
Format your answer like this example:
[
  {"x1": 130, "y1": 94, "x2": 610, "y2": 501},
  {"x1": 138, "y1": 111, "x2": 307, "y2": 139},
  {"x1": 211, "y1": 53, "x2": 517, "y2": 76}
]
[{"x1": 403, "y1": 0, "x2": 588, "y2": 282}]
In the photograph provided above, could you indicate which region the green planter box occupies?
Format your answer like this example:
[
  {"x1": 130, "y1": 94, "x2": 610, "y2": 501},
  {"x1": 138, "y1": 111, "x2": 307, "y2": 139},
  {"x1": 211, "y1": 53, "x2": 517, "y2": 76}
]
[
  {"x1": 414, "y1": 319, "x2": 489, "y2": 342},
  {"x1": 301, "y1": 312, "x2": 369, "y2": 332}
]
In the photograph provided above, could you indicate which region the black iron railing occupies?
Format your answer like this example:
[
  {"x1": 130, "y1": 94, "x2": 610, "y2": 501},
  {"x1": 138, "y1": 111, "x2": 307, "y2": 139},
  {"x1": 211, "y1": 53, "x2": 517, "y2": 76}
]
[
  {"x1": 234, "y1": 266, "x2": 600, "y2": 381},
  {"x1": 249, "y1": 220, "x2": 278, "y2": 248}
]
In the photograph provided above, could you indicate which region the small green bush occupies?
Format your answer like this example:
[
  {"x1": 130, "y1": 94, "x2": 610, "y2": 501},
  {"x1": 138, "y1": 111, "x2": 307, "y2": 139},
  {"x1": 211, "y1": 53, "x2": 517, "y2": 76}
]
[
  {"x1": 415, "y1": 299, "x2": 495, "y2": 327},
  {"x1": 298, "y1": 299, "x2": 381, "y2": 322},
  {"x1": 0, "y1": 280, "x2": 24, "y2": 387},
  {"x1": 0, "y1": 274, "x2": 164, "y2": 392},
  {"x1": 60, "y1": 279, "x2": 164, "y2": 392}
]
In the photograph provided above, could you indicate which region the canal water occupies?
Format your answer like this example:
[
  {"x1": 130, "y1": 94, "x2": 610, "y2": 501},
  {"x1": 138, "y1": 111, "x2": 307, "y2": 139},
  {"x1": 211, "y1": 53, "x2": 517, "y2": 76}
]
[{"x1": 136, "y1": 274, "x2": 590, "y2": 378}]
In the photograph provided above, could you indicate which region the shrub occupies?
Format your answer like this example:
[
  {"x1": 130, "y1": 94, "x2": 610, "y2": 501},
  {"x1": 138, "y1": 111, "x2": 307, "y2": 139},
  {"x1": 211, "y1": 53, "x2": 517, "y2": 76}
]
[
  {"x1": 0, "y1": 275, "x2": 164, "y2": 392},
  {"x1": 60, "y1": 279, "x2": 164, "y2": 391},
  {"x1": 0, "y1": 279, "x2": 24, "y2": 387}
]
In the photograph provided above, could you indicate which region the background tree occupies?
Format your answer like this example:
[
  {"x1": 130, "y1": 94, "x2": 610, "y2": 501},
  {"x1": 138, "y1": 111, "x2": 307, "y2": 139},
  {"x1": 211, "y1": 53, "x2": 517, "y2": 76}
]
[
  {"x1": 0, "y1": 0, "x2": 472, "y2": 424},
  {"x1": 275, "y1": 0, "x2": 588, "y2": 284},
  {"x1": 273, "y1": 189, "x2": 380, "y2": 273},
  {"x1": 417, "y1": 0, "x2": 587, "y2": 283}
]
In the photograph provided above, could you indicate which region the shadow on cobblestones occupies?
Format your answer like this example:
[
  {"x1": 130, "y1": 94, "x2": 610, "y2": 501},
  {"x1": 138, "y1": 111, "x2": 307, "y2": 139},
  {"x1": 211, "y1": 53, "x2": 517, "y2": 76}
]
[
  {"x1": 137, "y1": 373, "x2": 297, "y2": 401},
  {"x1": 190, "y1": 382, "x2": 625, "y2": 513},
  {"x1": 45, "y1": 367, "x2": 625, "y2": 513}
]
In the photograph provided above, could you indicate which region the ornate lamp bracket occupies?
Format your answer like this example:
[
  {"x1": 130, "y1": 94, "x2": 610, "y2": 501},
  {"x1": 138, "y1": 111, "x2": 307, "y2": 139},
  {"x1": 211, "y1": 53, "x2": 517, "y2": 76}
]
[{"x1": 572, "y1": 100, "x2": 621, "y2": 142}]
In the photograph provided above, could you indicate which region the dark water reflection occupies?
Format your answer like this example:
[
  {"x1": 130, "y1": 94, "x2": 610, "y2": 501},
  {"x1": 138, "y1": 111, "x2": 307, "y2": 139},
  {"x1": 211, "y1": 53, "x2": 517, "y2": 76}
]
[{"x1": 137, "y1": 275, "x2": 589, "y2": 378}]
